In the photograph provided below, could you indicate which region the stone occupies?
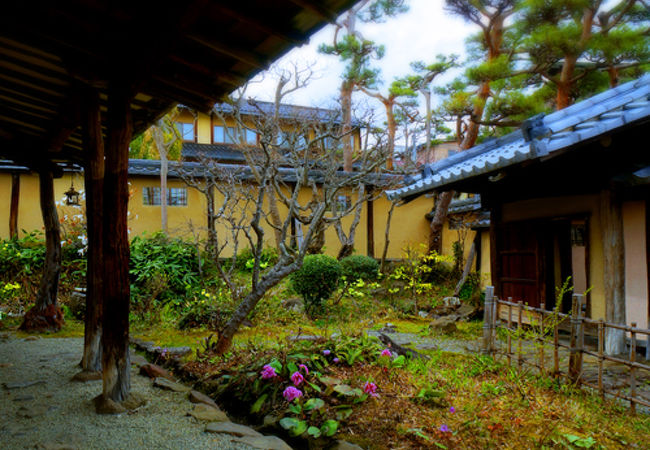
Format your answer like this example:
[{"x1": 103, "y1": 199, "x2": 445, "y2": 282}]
[
  {"x1": 3, "y1": 380, "x2": 46, "y2": 389},
  {"x1": 188, "y1": 403, "x2": 229, "y2": 422},
  {"x1": 165, "y1": 346, "x2": 192, "y2": 357},
  {"x1": 205, "y1": 421, "x2": 262, "y2": 437},
  {"x1": 12, "y1": 395, "x2": 35, "y2": 402},
  {"x1": 263, "y1": 414, "x2": 280, "y2": 428},
  {"x1": 71, "y1": 370, "x2": 102, "y2": 382},
  {"x1": 17, "y1": 404, "x2": 51, "y2": 418},
  {"x1": 443, "y1": 297, "x2": 461, "y2": 307},
  {"x1": 282, "y1": 297, "x2": 303, "y2": 312},
  {"x1": 24, "y1": 336, "x2": 40, "y2": 341},
  {"x1": 430, "y1": 317, "x2": 457, "y2": 334},
  {"x1": 153, "y1": 377, "x2": 190, "y2": 392},
  {"x1": 189, "y1": 390, "x2": 219, "y2": 409},
  {"x1": 130, "y1": 354, "x2": 149, "y2": 367},
  {"x1": 418, "y1": 310, "x2": 429, "y2": 318},
  {"x1": 287, "y1": 334, "x2": 324, "y2": 342},
  {"x1": 139, "y1": 363, "x2": 173, "y2": 380},
  {"x1": 229, "y1": 435, "x2": 293, "y2": 450},
  {"x1": 94, "y1": 393, "x2": 146, "y2": 414},
  {"x1": 329, "y1": 440, "x2": 364, "y2": 450},
  {"x1": 455, "y1": 303, "x2": 479, "y2": 320},
  {"x1": 379, "y1": 323, "x2": 397, "y2": 333}
]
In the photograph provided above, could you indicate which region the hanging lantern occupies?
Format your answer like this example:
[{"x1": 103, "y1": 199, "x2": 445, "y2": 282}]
[{"x1": 65, "y1": 175, "x2": 80, "y2": 206}]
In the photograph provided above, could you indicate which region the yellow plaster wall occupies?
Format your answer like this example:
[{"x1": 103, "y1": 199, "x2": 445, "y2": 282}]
[{"x1": 375, "y1": 196, "x2": 432, "y2": 259}]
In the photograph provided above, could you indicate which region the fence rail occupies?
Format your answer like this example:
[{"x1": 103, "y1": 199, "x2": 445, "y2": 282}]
[{"x1": 481, "y1": 286, "x2": 650, "y2": 413}]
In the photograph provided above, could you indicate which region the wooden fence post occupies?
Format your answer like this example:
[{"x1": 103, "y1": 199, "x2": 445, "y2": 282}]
[
  {"x1": 630, "y1": 322, "x2": 637, "y2": 414},
  {"x1": 482, "y1": 286, "x2": 495, "y2": 354},
  {"x1": 597, "y1": 319, "x2": 604, "y2": 398},
  {"x1": 506, "y1": 300, "x2": 513, "y2": 366},
  {"x1": 539, "y1": 302, "x2": 545, "y2": 375},
  {"x1": 517, "y1": 301, "x2": 523, "y2": 369},
  {"x1": 568, "y1": 294, "x2": 584, "y2": 384}
]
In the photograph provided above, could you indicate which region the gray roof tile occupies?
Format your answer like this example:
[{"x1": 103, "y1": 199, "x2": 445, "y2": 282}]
[{"x1": 387, "y1": 74, "x2": 650, "y2": 201}]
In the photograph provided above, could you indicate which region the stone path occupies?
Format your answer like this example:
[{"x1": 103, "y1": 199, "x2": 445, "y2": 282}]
[{"x1": 0, "y1": 333, "x2": 291, "y2": 450}]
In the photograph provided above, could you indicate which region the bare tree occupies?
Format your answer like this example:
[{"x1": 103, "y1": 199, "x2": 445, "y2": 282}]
[{"x1": 180, "y1": 80, "x2": 388, "y2": 355}]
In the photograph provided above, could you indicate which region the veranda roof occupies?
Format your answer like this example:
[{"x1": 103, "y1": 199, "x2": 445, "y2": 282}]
[{"x1": 0, "y1": 0, "x2": 358, "y2": 167}]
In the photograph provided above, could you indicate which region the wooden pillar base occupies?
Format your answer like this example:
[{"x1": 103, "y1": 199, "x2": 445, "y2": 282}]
[
  {"x1": 94, "y1": 392, "x2": 146, "y2": 415},
  {"x1": 19, "y1": 304, "x2": 64, "y2": 332}
]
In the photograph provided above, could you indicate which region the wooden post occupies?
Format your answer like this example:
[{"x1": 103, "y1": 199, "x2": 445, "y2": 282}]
[
  {"x1": 597, "y1": 319, "x2": 604, "y2": 398},
  {"x1": 539, "y1": 302, "x2": 545, "y2": 375},
  {"x1": 568, "y1": 294, "x2": 584, "y2": 384},
  {"x1": 79, "y1": 87, "x2": 104, "y2": 376},
  {"x1": 9, "y1": 173, "x2": 20, "y2": 239},
  {"x1": 553, "y1": 318, "x2": 559, "y2": 377},
  {"x1": 482, "y1": 286, "x2": 495, "y2": 354},
  {"x1": 366, "y1": 192, "x2": 374, "y2": 258},
  {"x1": 630, "y1": 322, "x2": 637, "y2": 414},
  {"x1": 600, "y1": 189, "x2": 626, "y2": 355},
  {"x1": 507, "y1": 300, "x2": 512, "y2": 366},
  {"x1": 517, "y1": 300, "x2": 523, "y2": 369},
  {"x1": 97, "y1": 82, "x2": 133, "y2": 412}
]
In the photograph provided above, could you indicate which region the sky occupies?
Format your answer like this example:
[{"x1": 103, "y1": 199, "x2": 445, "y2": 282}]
[{"x1": 245, "y1": 0, "x2": 476, "y2": 114}]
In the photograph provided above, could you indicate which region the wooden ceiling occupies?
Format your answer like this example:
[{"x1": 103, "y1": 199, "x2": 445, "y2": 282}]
[{"x1": 0, "y1": 0, "x2": 357, "y2": 167}]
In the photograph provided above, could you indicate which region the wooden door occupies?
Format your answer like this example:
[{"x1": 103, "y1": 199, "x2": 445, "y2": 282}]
[{"x1": 496, "y1": 221, "x2": 545, "y2": 307}]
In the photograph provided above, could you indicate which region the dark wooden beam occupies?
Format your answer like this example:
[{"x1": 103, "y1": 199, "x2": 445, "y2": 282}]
[
  {"x1": 286, "y1": 0, "x2": 340, "y2": 21},
  {"x1": 211, "y1": 4, "x2": 303, "y2": 45},
  {"x1": 187, "y1": 34, "x2": 268, "y2": 69},
  {"x1": 98, "y1": 81, "x2": 133, "y2": 409},
  {"x1": 80, "y1": 86, "x2": 104, "y2": 375}
]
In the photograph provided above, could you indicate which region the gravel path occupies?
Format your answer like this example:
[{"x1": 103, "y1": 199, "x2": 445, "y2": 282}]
[{"x1": 0, "y1": 334, "x2": 253, "y2": 450}]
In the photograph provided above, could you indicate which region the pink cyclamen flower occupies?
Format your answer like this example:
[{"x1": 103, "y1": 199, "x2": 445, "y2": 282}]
[
  {"x1": 290, "y1": 371, "x2": 304, "y2": 386},
  {"x1": 380, "y1": 348, "x2": 392, "y2": 357},
  {"x1": 283, "y1": 386, "x2": 303, "y2": 402},
  {"x1": 298, "y1": 364, "x2": 309, "y2": 375},
  {"x1": 363, "y1": 381, "x2": 378, "y2": 397},
  {"x1": 260, "y1": 364, "x2": 277, "y2": 380},
  {"x1": 449, "y1": 406, "x2": 455, "y2": 413},
  {"x1": 322, "y1": 349, "x2": 331, "y2": 356},
  {"x1": 333, "y1": 357, "x2": 340, "y2": 363},
  {"x1": 439, "y1": 424, "x2": 450, "y2": 433}
]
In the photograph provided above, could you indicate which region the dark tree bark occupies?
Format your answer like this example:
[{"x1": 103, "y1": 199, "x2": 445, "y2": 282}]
[
  {"x1": 9, "y1": 173, "x2": 19, "y2": 239},
  {"x1": 20, "y1": 169, "x2": 64, "y2": 332},
  {"x1": 79, "y1": 88, "x2": 104, "y2": 377},
  {"x1": 379, "y1": 201, "x2": 396, "y2": 273},
  {"x1": 96, "y1": 83, "x2": 133, "y2": 411}
]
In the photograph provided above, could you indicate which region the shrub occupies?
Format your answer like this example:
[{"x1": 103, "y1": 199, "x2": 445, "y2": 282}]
[
  {"x1": 234, "y1": 247, "x2": 279, "y2": 272},
  {"x1": 290, "y1": 254, "x2": 341, "y2": 316},
  {"x1": 129, "y1": 232, "x2": 199, "y2": 316},
  {"x1": 340, "y1": 255, "x2": 379, "y2": 283}
]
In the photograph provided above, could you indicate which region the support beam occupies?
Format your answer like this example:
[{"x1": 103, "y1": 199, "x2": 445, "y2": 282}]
[
  {"x1": 97, "y1": 82, "x2": 133, "y2": 412},
  {"x1": 9, "y1": 173, "x2": 19, "y2": 239},
  {"x1": 366, "y1": 193, "x2": 374, "y2": 258},
  {"x1": 600, "y1": 188, "x2": 626, "y2": 355},
  {"x1": 79, "y1": 86, "x2": 104, "y2": 377}
]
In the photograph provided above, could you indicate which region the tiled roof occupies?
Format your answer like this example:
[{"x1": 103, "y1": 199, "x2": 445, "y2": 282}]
[
  {"x1": 387, "y1": 74, "x2": 650, "y2": 201},
  {"x1": 213, "y1": 100, "x2": 359, "y2": 126},
  {"x1": 182, "y1": 143, "x2": 247, "y2": 162}
]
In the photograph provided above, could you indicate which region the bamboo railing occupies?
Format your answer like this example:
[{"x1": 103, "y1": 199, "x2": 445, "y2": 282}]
[{"x1": 482, "y1": 287, "x2": 650, "y2": 413}]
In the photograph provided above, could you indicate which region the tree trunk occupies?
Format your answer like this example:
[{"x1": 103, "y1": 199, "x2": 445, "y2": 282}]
[
  {"x1": 341, "y1": 83, "x2": 354, "y2": 172},
  {"x1": 80, "y1": 88, "x2": 104, "y2": 375},
  {"x1": 428, "y1": 191, "x2": 455, "y2": 254},
  {"x1": 97, "y1": 84, "x2": 133, "y2": 411},
  {"x1": 454, "y1": 240, "x2": 476, "y2": 297},
  {"x1": 366, "y1": 194, "x2": 374, "y2": 258},
  {"x1": 380, "y1": 201, "x2": 396, "y2": 273},
  {"x1": 153, "y1": 125, "x2": 168, "y2": 234},
  {"x1": 266, "y1": 186, "x2": 284, "y2": 249},
  {"x1": 385, "y1": 102, "x2": 396, "y2": 171},
  {"x1": 206, "y1": 183, "x2": 217, "y2": 259},
  {"x1": 423, "y1": 90, "x2": 432, "y2": 164},
  {"x1": 9, "y1": 173, "x2": 19, "y2": 239},
  {"x1": 600, "y1": 189, "x2": 626, "y2": 355},
  {"x1": 20, "y1": 169, "x2": 64, "y2": 332}
]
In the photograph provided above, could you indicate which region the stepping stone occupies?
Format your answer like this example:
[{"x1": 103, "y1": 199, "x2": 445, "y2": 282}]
[
  {"x1": 330, "y1": 441, "x2": 364, "y2": 450},
  {"x1": 17, "y1": 404, "x2": 53, "y2": 418},
  {"x1": 3, "y1": 380, "x2": 46, "y2": 389},
  {"x1": 230, "y1": 435, "x2": 292, "y2": 450},
  {"x1": 205, "y1": 421, "x2": 262, "y2": 437},
  {"x1": 188, "y1": 404, "x2": 229, "y2": 422},
  {"x1": 131, "y1": 354, "x2": 148, "y2": 366},
  {"x1": 140, "y1": 363, "x2": 173, "y2": 380},
  {"x1": 71, "y1": 371, "x2": 102, "y2": 382},
  {"x1": 24, "y1": 336, "x2": 40, "y2": 341},
  {"x1": 153, "y1": 377, "x2": 190, "y2": 392},
  {"x1": 165, "y1": 346, "x2": 191, "y2": 357},
  {"x1": 189, "y1": 390, "x2": 219, "y2": 409},
  {"x1": 13, "y1": 395, "x2": 35, "y2": 402}
]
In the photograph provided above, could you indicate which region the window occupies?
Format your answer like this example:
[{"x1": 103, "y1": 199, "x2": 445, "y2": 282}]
[
  {"x1": 213, "y1": 125, "x2": 235, "y2": 143},
  {"x1": 143, "y1": 187, "x2": 187, "y2": 206},
  {"x1": 331, "y1": 195, "x2": 351, "y2": 214},
  {"x1": 175, "y1": 122, "x2": 195, "y2": 142}
]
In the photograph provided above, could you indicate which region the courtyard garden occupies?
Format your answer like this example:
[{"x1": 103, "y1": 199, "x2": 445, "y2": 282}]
[{"x1": 1, "y1": 231, "x2": 648, "y2": 449}]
